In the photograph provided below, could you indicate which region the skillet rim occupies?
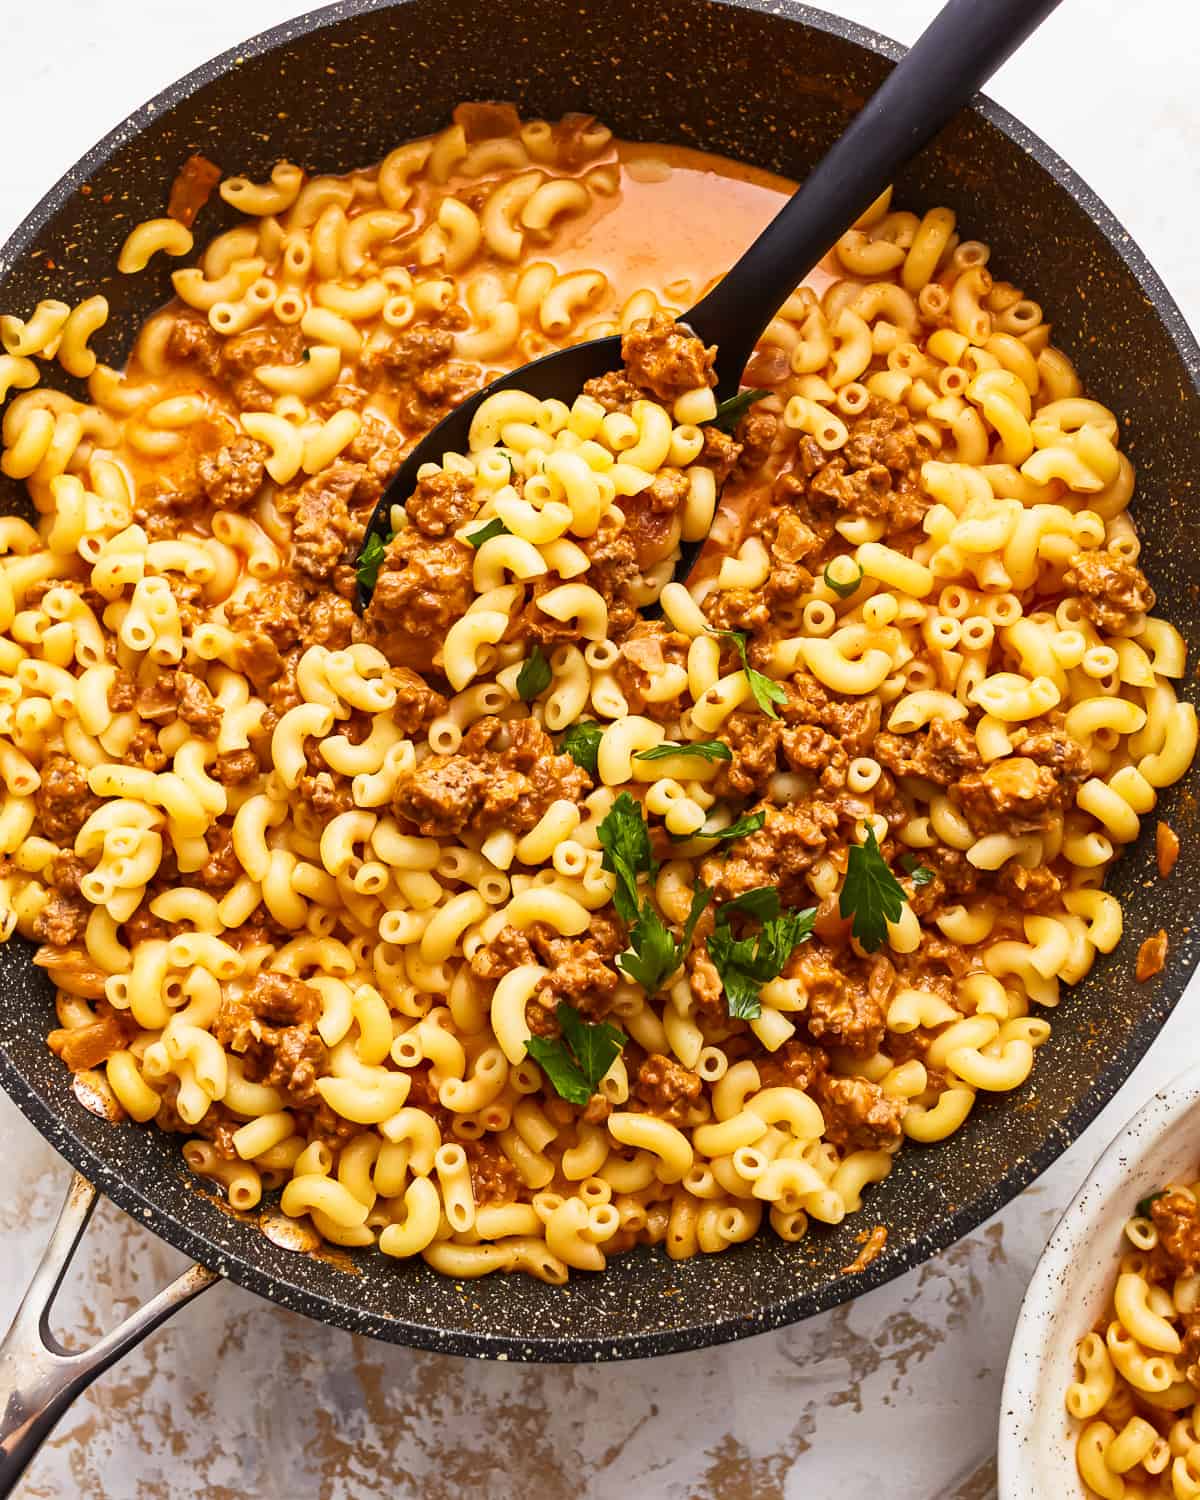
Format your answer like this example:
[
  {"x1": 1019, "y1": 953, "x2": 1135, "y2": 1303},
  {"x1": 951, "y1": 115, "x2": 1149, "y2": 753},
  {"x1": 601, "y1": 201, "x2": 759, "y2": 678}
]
[{"x1": 1, "y1": 0, "x2": 1198, "y2": 1363}]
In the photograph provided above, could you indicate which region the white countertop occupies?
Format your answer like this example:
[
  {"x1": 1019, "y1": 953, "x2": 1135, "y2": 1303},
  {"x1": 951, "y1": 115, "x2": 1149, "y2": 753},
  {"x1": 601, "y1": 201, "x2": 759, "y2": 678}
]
[{"x1": 2, "y1": 2, "x2": 1198, "y2": 1496}]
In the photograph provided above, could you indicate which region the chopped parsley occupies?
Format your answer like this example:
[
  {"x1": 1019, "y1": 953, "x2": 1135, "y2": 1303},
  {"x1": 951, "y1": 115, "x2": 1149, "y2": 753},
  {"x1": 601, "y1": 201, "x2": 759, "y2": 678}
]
[
  {"x1": 823, "y1": 558, "x2": 865, "y2": 598},
  {"x1": 597, "y1": 792, "x2": 710, "y2": 993},
  {"x1": 718, "y1": 887, "x2": 782, "y2": 923},
  {"x1": 516, "y1": 644, "x2": 552, "y2": 702},
  {"x1": 706, "y1": 887, "x2": 816, "y2": 1020},
  {"x1": 619, "y1": 881, "x2": 711, "y2": 996},
  {"x1": 559, "y1": 720, "x2": 604, "y2": 777},
  {"x1": 525, "y1": 1003, "x2": 626, "y2": 1106},
  {"x1": 711, "y1": 629, "x2": 787, "y2": 721},
  {"x1": 634, "y1": 739, "x2": 733, "y2": 764},
  {"x1": 466, "y1": 517, "x2": 509, "y2": 548},
  {"x1": 900, "y1": 853, "x2": 935, "y2": 888},
  {"x1": 709, "y1": 387, "x2": 770, "y2": 434},
  {"x1": 679, "y1": 809, "x2": 766, "y2": 845},
  {"x1": 356, "y1": 530, "x2": 387, "y2": 593},
  {"x1": 1136, "y1": 1191, "x2": 1167, "y2": 1219},
  {"x1": 840, "y1": 824, "x2": 907, "y2": 952},
  {"x1": 597, "y1": 791, "x2": 657, "y2": 925}
]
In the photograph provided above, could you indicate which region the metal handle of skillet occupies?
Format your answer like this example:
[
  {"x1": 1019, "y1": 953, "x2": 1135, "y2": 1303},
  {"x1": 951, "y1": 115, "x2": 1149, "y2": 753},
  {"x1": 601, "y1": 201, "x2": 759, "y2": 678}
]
[{"x1": 0, "y1": 1175, "x2": 218, "y2": 1498}]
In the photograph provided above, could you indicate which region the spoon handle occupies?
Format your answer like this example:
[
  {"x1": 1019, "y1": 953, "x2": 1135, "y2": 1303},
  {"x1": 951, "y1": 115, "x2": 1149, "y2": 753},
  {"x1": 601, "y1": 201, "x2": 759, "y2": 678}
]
[{"x1": 686, "y1": 0, "x2": 1065, "y2": 394}]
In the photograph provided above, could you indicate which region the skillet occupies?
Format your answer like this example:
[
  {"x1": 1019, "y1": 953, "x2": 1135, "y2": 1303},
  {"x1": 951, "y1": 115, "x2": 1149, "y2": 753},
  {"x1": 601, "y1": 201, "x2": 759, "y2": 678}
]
[{"x1": 1, "y1": 0, "x2": 1198, "y2": 1479}]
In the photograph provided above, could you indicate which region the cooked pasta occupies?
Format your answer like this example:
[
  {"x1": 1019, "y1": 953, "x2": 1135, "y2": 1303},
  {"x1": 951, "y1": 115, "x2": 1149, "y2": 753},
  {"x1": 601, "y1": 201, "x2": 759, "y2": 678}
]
[
  {"x1": 1068, "y1": 1182, "x2": 1200, "y2": 1498},
  {"x1": 0, "y1": 102, "x2": 1192, "y2": 1284}
]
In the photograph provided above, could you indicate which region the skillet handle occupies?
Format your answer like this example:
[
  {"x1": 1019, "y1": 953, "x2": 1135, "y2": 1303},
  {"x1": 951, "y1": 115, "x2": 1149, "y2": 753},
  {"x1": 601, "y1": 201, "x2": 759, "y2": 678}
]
[{"x1": 0, "y1": 1173, "x2": 218, "y2": 1498}]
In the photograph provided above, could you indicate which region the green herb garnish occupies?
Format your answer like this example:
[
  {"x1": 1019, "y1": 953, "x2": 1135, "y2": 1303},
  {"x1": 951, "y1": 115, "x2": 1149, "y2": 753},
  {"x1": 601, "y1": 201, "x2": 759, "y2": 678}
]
[
  {"x1": 823, "y1": 558, "x2": 865, "y2": 599},
  {"x1": 356, "y1": 530, "x2": 387, "y2": 593},
  {"x1": 560, "y1": 721, "x2": 604, "y2": 777},
  {"x1": 709, "y1": 387, "x2": 770, "y2": 434},
  {"x1": 677, "y1": 810, "x2": 766, "y2": 845},
  {"x1": 1136, "y1": 1191, "x2": 1167, "y2": 1219},
  {"x1": 619, "y1": 881, "x2": 712, "y2": 996},
  {"x1": 706, "y1": 886, "x2": 816, "y2": 1020},
  {"x1": 598, "y1": 792, "x2": 709, "y2": 993},
  {"x1": 900, "y1": 853, "x2": 935, "y2": 888},
  {"x1": 466, "y1": 517, "x2": 509, "y2": 548},
  {"x1": 712, "y1": 629, "x2": 787, "y2": 721},
  {"x1": 718, "y1": 887, "x2": 782, "y2": 923},
  {"x1": 840, "y1": 824, "x2": 906, "y2": 952},
  {"x1": 634, "y1": 739, "x2": 733, "y2": 764},
  {"x1": 516, "y1": 645, "x2": 552, "y2": 702},
  {"x1": 597, "y1": 792, "x2": 658, "y2": 923},
  {"x1": 525, "y1": 1003, "x2": 626, "y2": 1106}
]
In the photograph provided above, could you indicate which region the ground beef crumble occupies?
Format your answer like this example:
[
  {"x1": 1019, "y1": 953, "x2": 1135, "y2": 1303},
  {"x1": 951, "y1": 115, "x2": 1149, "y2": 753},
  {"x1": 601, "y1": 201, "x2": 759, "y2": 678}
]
[
  {"x1": 621, "y1": 313, "x2": 715, "y2": 402},
  {"x1": 633, "y1": 1053, "x2": 703, "y2": 1125},
  {"x1": 358, "y1": 529, "x2": 474, "y2": 675},
  {"x1": 213, "y1": 973, "x2": 328, "y2": 1103},
  {"x1": 391, "y1": 717, "x2": 589, "y2": 838},
  {"x1": 35, "y1": 755, "x2": 101, "y2": 843},
  {"x1": 1150, "y1": 1192, "x2": 1200, "y2": 1278},
  {"x1": 1066, "y1": 548, "x2": 1155, "y2": 633}
]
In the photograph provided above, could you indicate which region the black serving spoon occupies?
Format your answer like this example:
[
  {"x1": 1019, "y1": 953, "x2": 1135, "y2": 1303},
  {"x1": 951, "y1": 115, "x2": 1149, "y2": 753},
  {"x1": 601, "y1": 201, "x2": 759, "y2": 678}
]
[{"x1": 355, "y1": 0, "x2": 1064, "y2": 611}]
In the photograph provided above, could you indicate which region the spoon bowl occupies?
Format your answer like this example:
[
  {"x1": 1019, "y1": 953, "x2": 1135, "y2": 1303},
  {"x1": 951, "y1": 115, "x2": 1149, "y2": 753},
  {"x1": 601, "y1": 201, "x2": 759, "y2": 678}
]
[{"x1": 354, "y1": 333, "x2": 620, "y2": 611}]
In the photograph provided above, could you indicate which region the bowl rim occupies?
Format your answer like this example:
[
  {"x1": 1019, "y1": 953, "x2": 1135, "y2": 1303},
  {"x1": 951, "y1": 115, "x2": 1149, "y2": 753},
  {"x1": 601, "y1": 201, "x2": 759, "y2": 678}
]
[
  {"x1": 2, "y1": 0, "x2": 1200, "y2": 1362},
  {"x1": 996, "y1": 1061, "x2": 1200, "y2": 1496}
]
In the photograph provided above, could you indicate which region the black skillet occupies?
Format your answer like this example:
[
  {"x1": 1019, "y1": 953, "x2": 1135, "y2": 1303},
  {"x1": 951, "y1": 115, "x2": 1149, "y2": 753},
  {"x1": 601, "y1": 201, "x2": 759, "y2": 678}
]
[{"x1": 1, "y1": 0, "x2": 1199, "y2": 1488}]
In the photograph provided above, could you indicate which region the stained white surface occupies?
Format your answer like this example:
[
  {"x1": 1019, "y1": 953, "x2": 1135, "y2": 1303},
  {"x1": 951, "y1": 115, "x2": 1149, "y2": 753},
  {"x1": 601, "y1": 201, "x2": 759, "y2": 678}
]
[{"x1": 1, "y1": 2, "x2": 1198, "y2": 1496}]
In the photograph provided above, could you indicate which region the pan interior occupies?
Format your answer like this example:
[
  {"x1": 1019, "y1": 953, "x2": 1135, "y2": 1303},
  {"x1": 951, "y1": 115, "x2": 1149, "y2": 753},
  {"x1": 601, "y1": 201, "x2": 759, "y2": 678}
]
[{"x1": 0, "y1": 0, "x2": 1197, "y2": 1360}]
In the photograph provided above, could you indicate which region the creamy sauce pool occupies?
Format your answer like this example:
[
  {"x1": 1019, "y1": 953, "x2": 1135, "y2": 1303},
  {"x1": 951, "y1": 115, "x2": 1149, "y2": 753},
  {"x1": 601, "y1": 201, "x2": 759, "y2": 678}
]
[
  {"x1": 547, "y1": 142, "x2": 835, "y2": 309},
  {"x1": 121, "y1": 140, "x2": 825, "y2": 503}
]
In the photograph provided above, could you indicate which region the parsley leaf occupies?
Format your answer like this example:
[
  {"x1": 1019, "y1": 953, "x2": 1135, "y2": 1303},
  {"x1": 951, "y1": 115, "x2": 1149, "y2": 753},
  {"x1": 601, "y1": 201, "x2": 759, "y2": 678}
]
[
  {"x1": 1136, "y1": 1191, "x2": 1167, "y2": 1219},
  {"x1": 840, "y1": 824, "x2": 906, "y2": 952},
  {"x1": 823, "y1": 558, "x2": 865, "y2": 599},
  {"x1": 718, "y1": 886, "x2": 781, "y2": 923},
  {"x1": 356, "y1": 530, "x2": 387, "y2": 593},
  {"x1": 634, "y1": 739, "x2": 733, "y2": 764},
  {"x1": 712, "y1": 629, "x2": 787, "y2": 721},
  {"x1": 706, "y1": 892, "x2": 816, "y2": 1019},
  {"x1": 709, "y1": 387, "x2": 770, "y2": 434},
  {"x1": 900, "y1": 853, "x2": 935, "y2": 888},
  {"x1": 618, "y1": 906, "x2": 682, "y2": 994},
  {"x1": 599, "y1": 794, "x2": 709, "y2": 993},
  {"x1": 597, "y1": 791, "x2": 658, "y2": 925},
  {"x1": 707, "y1": 810, "x2": 765, "y2": 841},
  {"x1": 679, "y1": 810, "x2": 766, "y2": 845},
  {"x1": 560, "y1": 721, "x2": 604, "y2": 777},
  {"x1": 677, "y1": 881, "x2": 713, "y2": 957},
  {"x1": 466, "y1": 517, "x2": 509, "y2": 548},
  {"x1": 523, "y1": 1036, "x2": 591, "y2": 1105},
  {"x1": 516, "y1": 644, "x2": 552, "y2": 702},
  {"x1": 526, "y1": 1003, "x2": 626, "y2": 1106},
  {"x1": 617, "y1": 882, "x2": 711, "y2": 995},
  {"x1": 557, "y1": 1006, "x2": 625, "y2": 1091}
]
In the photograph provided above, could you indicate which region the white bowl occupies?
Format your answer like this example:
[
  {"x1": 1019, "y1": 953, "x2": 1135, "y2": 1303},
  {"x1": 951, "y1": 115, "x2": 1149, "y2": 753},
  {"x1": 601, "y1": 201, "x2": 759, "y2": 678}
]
[{"x1": 998, "y1": 1064, "x2": 1200, "y2": 1497}]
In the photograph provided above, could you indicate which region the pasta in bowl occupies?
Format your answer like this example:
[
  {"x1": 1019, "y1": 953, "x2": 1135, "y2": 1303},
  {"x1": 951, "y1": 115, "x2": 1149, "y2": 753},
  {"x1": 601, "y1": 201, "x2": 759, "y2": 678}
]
[
  {"x1": 999, "y1": 1067, "x2": 1200, "y2": 1500},
  {"x1": 0, "y1": 101, "x2": 1194, "y2": 1284}
]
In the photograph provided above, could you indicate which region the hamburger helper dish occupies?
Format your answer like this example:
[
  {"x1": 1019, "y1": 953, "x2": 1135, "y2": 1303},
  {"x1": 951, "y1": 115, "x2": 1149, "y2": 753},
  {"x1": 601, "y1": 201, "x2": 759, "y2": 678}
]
[
  {"x1": 1068, "y1": 1182, "x2": 1200, "y2": 1498},
  {"x1": 0, "y1": 104, "x2": 1192, "y2": 1281}
]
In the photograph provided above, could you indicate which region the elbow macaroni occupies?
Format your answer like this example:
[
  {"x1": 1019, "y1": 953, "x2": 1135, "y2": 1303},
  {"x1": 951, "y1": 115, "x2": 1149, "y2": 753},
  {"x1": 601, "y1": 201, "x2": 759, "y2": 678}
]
[{"x1": 0, "y1": 107, "x2": 1191, "y2": 1289}]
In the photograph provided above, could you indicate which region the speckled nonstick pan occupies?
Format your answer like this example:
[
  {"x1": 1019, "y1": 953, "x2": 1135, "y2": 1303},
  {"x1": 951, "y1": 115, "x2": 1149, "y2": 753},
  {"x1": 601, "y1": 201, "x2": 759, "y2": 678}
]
[{"x1": 1, "y1": 0, "x2": 1198, "y2": 1436}]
